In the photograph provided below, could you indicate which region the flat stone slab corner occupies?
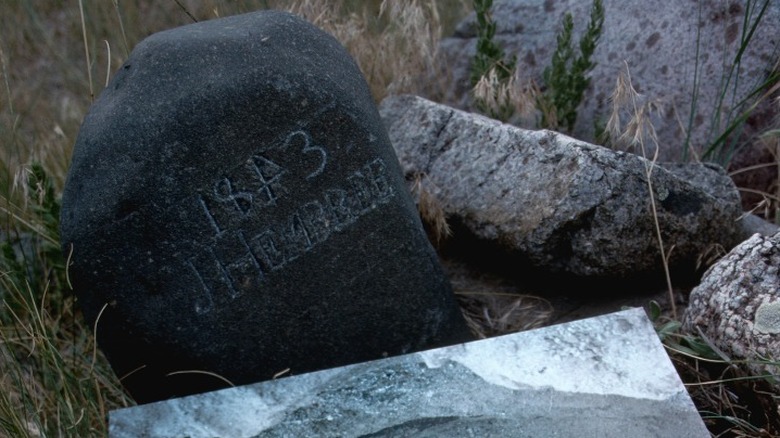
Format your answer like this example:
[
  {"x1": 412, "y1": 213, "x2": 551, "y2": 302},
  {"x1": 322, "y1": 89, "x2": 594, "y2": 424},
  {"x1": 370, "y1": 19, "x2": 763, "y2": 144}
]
[{"x1": 109, "y1": 307, "x2": 709, "y2": 437}]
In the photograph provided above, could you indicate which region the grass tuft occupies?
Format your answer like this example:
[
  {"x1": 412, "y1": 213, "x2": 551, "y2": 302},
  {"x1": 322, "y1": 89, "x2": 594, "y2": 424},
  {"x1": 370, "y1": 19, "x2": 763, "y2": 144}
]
[
  {"x1": 1, "y1": 163, "x2": 132, "y2": 437},
  {"x1": 537, "y1": 0, "x2": 604, "y2": 132},
  {"x1": 411, "y1": 173, "x2": 453, "y2": 245},
  {"x1": 650, "y1": 301, "x2": 780, "y2": 436},
  {"x1": 459, "y1": 292, "x2": 553, "y2": 339}
]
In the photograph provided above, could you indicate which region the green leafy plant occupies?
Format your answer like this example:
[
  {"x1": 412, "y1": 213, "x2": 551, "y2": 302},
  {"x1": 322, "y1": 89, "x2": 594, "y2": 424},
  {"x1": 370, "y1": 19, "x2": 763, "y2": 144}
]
[
  {"x1": 469, "y1": 0, "x2": 518, "y2": 120},
  {"x1": 538, "y1": 0, "x2": 604, "y2": 132},
  {"x1": 649, "y1": 301, "x2": 721, "y2": 360},
  {"x1": 1, "y1": 163, "x2": 67, "y2": 315},
  {"x1": 469, "y1": 0, "x2": 514, "y2": 87},
  {"x1": 0, "y1": 163, "x2": 133, "y2": 437}
]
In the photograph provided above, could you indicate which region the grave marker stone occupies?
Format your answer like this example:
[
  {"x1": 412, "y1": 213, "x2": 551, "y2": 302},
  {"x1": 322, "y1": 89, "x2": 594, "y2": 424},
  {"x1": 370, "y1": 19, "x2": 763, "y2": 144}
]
[{"x1": 60, "y1": 10, "x2": 471, "y2": 404}]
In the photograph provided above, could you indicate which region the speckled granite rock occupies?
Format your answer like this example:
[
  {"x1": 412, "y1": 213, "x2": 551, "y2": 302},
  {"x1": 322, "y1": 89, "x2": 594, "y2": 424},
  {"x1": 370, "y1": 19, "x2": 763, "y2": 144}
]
[
  {"x1": 380, "y1": 95, "x2": 744, "y2": 280},
  {"x1": 434, "y1": 0, "x2": 780, "y2": 162},
  {"x1": 683, "y1": 231, "x2": 780, "y2": 387}
]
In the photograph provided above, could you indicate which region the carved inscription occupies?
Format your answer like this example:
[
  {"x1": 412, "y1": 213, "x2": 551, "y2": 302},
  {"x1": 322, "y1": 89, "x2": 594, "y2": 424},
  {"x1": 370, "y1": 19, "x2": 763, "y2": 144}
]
[
  {"x1": 189, "y1": 132, "x2": 395, "y2": 314},
  {"x1": 197, "y1": 130, "x2": 329, "y2": 234},
  {"x1": 282, "y1": 130, "x2": 327, "y2": 180}
]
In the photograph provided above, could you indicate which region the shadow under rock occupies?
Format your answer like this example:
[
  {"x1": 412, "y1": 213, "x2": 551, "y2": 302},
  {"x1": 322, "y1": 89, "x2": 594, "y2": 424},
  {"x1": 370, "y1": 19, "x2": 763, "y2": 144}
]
[{"x1": 433, "y1": 219, "x2": 698, "y2": 327}]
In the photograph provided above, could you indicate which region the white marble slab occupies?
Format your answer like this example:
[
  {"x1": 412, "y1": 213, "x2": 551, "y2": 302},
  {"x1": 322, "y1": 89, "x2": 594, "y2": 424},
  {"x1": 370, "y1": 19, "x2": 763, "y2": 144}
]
[{"x1": 109, "y1": 307, "x2": 709, "y2": 437}]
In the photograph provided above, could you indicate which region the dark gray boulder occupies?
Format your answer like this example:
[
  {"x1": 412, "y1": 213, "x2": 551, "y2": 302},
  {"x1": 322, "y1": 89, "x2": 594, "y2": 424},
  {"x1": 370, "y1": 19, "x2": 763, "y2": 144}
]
[
  {"x1": 379, "y1": 94, "x2": 745, "y2": 281},
  {"x1": 60, "y1": 11, "x2": 470, "y2": 404}
]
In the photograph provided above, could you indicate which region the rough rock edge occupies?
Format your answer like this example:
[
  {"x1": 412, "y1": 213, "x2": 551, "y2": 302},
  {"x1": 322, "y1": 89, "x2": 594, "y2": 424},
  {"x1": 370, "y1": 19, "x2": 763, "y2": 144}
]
[
  {"x1": 683, "y1": 231, "x2": 780, "y2": 387},
  {"x1": 381, "y1": 94, "x2": 745, "y2": 278}
]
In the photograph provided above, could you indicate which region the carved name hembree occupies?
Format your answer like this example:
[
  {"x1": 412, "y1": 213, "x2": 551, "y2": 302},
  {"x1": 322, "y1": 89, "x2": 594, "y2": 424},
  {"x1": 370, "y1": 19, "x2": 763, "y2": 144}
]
[
  {"x1": 187, "y1": 130, "x2": 395, "y2": 314},
  {"x1": 61, "y1": 10, "x2": 473, "y2": 404}
]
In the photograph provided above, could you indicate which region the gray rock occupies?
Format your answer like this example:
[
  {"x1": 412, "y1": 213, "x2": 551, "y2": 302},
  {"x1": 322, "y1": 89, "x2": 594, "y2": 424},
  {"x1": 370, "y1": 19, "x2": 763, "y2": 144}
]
[
  {"x1": 662, "y1": 162, "x2": 780, "y2": 239},
  {"x1": 108, "y1": 308, "x2": 709, "y2": 438},
  {"x1": 60, "y1": 11, "x2": 470, "y2": 404},
  {"x1": 683, "y1": 231, "x2": 780, "y2": 387},
  {"x1": 738, "y1": 213, "x2": 780, "y2": 239},
  {"x1": 433, "y1": 0, "x2": 780, "y2": 162},
  {"x1": 379, "y1": 95, "x2": 744, "y2": 280}
]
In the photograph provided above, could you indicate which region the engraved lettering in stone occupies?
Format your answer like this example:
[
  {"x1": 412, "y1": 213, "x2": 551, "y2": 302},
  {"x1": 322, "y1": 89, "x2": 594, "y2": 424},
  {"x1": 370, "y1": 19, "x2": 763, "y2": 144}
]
[
  {"x1": 346, "y1": 158, "x2": 395, "y2": 215},
  {"x1": 283, "y1": 130, "x2": 327, "y2": 180},
  {"x1": 188, "y1": 260, "x2": 215, "y2": 315},
  {"x1": 198, "y1": 155, "x2": 288, "y2": 234},
  {"x1": 200, "y1": 177, "x2": 252, "y2": 233},
  {"x1": 214, "y1": 177, "x2": 253, "y2": 213},
  {"x1": 249, "y1": 155, "x2": 287, "y2": 206},
  {"x1": 246, "y1": 158, "x2": 395, "y2": 273},
  {"x1": 324, "y1": 188, "x2": 355, "y2": 231},
  {"x1": 214, "y1": 231, "x2": 263, "y2": 299},
  {"x1": 281, "y1": 213, "x2": 313, "y2": 263},
  {"x1": 198, "y1": 194, "x2": 223, "y2": 235},
  {"x1": 250, "y1": 231, "x2": 286, "y2": 271},
  {"x1": 347, "y1": 170, "x2": 374, "y2": 214},
  {"x1": 187, "y1": 246, "x2": 236, "y2": 314},
  {"x1": 188, "y1": 231, "x2": 268, "y2": 313},
  {"x1": 192, "y1": 149, "x2": 395, "y2": 314},
  {"x1": 299, "y1": 201, "x2": 331, "y2": 245},
  {"x1": 365, "y1": 158, "x2": 393, "y2": 200}
]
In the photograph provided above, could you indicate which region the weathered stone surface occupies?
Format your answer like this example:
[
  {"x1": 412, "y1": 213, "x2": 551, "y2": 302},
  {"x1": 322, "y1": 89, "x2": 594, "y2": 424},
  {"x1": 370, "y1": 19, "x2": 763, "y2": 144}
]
[
  {"x1": 433, "y1": 0, "x2": 780, "y2": 163},
  {"x1": 60, "y1": 11, "x2": 471, "y2": 404},
  {"x1": 739, "y1": 213, "x2": 780, "y2": 239},
  {"x1": 683, "y1": 231, "x2": 780, "y2": 387},
  {"x1": 379, "y1": 95, "x2": 744, "y2": 279},
  {"x1": 662, "y1": 163, "x2": 780, "y2": 239},
  {"x1": 108, "y1": 308, "x2": 709, "y2": 438}
]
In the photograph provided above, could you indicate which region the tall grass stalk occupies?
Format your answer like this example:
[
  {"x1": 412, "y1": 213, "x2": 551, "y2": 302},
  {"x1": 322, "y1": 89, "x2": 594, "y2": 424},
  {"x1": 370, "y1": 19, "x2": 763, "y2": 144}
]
[
  {"x1": 607, "y1": 63, "x2": 677, "y2": 319},
  {"x1": 111, "y1": 0, "x2": 130, "y2": 58},
  {"x1": 469, "y1": 0, "x2": 515, "y2": 87},
  {"x1": 652, "y1": 304, "x2": 780, "y2": 435},
  {"x1": 685, "y1": 0, "x2": 778, "y2": 165},
  {"x1": 0, "y1": 162, "x2": 131, "y2": 437},
  {"x1": 78, "y1": 0, "x2": 94, "y2": 102},
  {"x1": 468, "y1": 0, "x2": 517, "y2": 122},
  {"x1": 0, "y1": 276, "x2": 133, "y2": 436}
]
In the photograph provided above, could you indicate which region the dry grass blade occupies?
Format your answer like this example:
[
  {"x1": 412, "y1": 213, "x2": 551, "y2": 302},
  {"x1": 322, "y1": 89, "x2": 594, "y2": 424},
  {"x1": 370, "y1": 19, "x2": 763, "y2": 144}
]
[
  {"x1": 78, "y1": 0, "x2": 93, "y2": 102},
  {"x1": 281, "y1": 0, "x2": 448, "y2": 102},
  {"x1": 410, "y1": 173, "x2": 452, "y2": 244},
  {"x1": 472, "y1": 66, "x2": 539, "y2": 124},
  {"x1": 166, "y1": 370, "x2": 236, "y2": 387},
  {"x1": 457, "y1": 291, "x2": 553, "y2": 339},
  {"x1": 606, "y1": 62, "x2": 677, "y2": 320},
  {"x1": 671, "y1": 350, "x2": 780, "y2": 436},
  {"x1": 0, "y1": 276, "x2": 132, "y2": 436}
]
